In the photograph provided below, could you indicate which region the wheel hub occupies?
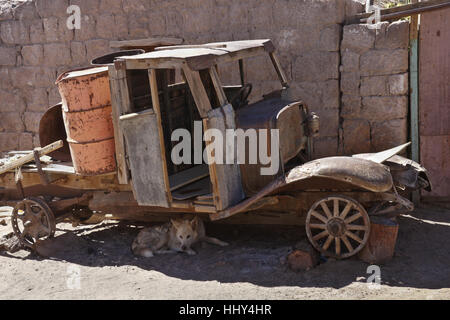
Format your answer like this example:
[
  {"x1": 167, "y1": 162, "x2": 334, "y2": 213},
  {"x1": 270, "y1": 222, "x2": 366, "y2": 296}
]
[{"x1": 327, "y1": 218, "x2": 346, "y2": 237}]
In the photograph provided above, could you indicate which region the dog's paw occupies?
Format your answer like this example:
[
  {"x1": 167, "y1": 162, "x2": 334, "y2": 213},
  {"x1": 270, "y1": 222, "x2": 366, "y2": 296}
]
[
  {"x1": 219, "y1": 241, "x2": 229, "y2": 247},
  {"x1": 186, "y1": 249, "x2": 197, "y2": 255}
]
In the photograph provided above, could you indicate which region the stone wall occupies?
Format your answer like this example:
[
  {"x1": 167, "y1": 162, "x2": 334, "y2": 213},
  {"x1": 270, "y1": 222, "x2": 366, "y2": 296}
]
[
  {"x1": 340, "y1": 20, "x2": 410, "y2": 154},
  {"x1": 0, "y1": 0, "x2": 411, "y2": 160}
]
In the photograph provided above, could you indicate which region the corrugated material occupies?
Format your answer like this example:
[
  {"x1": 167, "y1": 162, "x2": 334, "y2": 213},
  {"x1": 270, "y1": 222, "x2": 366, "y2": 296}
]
[{"x1": 56, "y1": 66, "x2": 116, "y2": 176}]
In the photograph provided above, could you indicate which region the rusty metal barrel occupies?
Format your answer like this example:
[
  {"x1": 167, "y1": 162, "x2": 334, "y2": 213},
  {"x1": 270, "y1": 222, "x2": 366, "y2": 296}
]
[{"x1": 56, "y1": 66, "x2": 116, "y2": 176}]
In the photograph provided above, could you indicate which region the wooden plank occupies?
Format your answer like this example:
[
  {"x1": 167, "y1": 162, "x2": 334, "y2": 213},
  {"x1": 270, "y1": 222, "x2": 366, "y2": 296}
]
[
  {"x1": 204, "y1": 104, "x2": 245, "y2": 211},
  {"x1": 120, "y1": 109, "x2": 170, "y2": 207},
  {"x1": 171, "y1": 177, "x2": 211, "y2": 201},
  {"x1": 169, "y1": 164, "x2": 209, "y2": 191},
  {"x1": 149, "y1": 69, "x2": 172, "y2": 203},
  {"x1": 108, "y1": 65, "x2": 129, "y2": 184},
  {"x1": 110, "y1": 37, "x2": 183, "y2": 49},
  {"x1": 0, "y1": 140, "x2": 63, "y2": 175},
  {"x1": 182, "y1": 66, "x2": 212, "y2": 118},
  {"x1": 208, "y1": 67, "x2": 228, "y2": 107}
]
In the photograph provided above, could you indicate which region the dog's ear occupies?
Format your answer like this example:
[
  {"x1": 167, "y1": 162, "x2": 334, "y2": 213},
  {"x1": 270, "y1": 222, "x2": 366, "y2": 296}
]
[
  {"x1": 171, "y1": 219, "x2": 181, "y2": 229},
  {"x1": 190, "y1": 216, "x2": 199, "y2": 229}
]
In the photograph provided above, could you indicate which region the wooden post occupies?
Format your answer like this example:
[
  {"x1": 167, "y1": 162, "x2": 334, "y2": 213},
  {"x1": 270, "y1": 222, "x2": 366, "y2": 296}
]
[
  {"x1": 358, "y1": 216, "x2": 399, "y2": 264},
  {"x1": 410, "y1": 0, "x2": 420, "y2": 205}
]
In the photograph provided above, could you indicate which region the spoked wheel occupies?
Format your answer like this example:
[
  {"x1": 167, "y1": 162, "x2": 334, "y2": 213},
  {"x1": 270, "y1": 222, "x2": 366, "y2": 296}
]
[
  {"x1": 11, "y1": 197, "x2": 56, "y2": 248},
  {"x1": 305, "y1": 195, "x2": 370, "y2": 259}
]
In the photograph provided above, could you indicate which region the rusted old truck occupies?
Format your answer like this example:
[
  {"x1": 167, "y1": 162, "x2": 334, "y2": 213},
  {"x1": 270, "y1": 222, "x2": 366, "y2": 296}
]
[{"x1": 0, "y1": 39, "x2": 431, "y2": 259}]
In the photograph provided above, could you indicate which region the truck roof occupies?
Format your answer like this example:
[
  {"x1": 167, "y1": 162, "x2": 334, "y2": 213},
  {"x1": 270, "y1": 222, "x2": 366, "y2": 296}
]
[{"x1": 115, "y1": 39, "x2": 275, "y2": 71}]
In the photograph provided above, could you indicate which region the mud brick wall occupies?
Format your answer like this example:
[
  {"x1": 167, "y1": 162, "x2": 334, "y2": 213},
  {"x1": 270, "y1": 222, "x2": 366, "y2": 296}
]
[
  {"x1": 340, "y1": 20, "x2": 410, "y2": 154},
  {"x1": 0, "y1": 0, "x2": 410, "y2": 160}
]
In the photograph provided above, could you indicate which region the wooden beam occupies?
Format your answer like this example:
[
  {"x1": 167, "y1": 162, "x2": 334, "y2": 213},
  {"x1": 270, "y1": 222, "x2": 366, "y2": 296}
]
[
  {"x1": 269, "y1": 52, "x2": 289, "y2": 88},
  {"x1": 351, "y1": 0, "x2": 450, "y2": 24},
  {"x1": 0, "y1": 140, "x2": 63, "y2": 175},
  {"x1": 182, "y1": 65, "x2": 212, "y2": 118},
  {"x1": 208, "y1": 67, "x2": 228, "y2": 107},
  {"x1": 409, "y1": 0, "x2": 420, "y2": 205},
  {"x1": 149, "y1": 68, "x2": 173, "y2": 204},
  {"x1": 108, "y1": 65, "x2": 130, "y2": 184}
]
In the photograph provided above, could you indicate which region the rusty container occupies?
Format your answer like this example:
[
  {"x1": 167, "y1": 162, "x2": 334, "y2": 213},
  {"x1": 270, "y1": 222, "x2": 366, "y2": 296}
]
[{"x1": 56, "y1": 66, "x2": 116, "y2": 176}]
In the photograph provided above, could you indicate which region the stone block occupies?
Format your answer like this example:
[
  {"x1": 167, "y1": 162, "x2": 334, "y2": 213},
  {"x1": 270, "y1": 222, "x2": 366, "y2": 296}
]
[
  {"x1": 313, "y1": 136, "x2": 339, "y2": 158},
  {"x1": 70, "y1": 0, "x2": 100, "y2": 14},
  {"x1": 343, "y1": 119, "x2": 371, "y2": 155},
  {"x1": 360, "y1": 75, "x2": 388, "y2": 96},
  {"x1": 74, "y1": 15, "x2": 97, "y2": 41},
  {"x1": 114, "y1": 14, "x2": 129, "y2": 39},
  {"x1": 290, "y1": 80, "x2": 339, "y2": 111},
  {"x1": 388, "y1": 73, "x2": 408, "y2": 95},
  {"x1": 318, "y1": 24, "x2": 341, "y2": 52},
  {"x1": 58, "y1": 17, "x2": 75, "y2": 42},
  {"x1": 360, "y1": 49, "x2": 408, "y2": 76},
  {"x1": 370, "y1": 119, "x2": 407, "y2": 151},
  {"x1": 128, "y1": 13, "x2": 150, "y2": 38},
  {"x1": 19, "y1": 132, "x2": 33, "y2": 150},
  {"x1": 293, "y1": 51, "x2": 339, "y2": 82},
  {"x1": 48, "y1": 86, "x2": 62, "y2": 105},
  {"x1": 0, "y1": 112, "x2": 24, "y2": 132},
  {"x1": 341, "y1": 49, "x2": 359, "y2": 72},
  {"x1": 0, "y1": 47, "x2": 16, "y2": 66},
  {"x1": 29, "y1": 19, "x2": 45, "y2": 43},
  {"x1": 0, "y1": 133, "x2": 19, "y2": 151},
  {"x1": 21, "y1": 45, "x2": 44, "y2": 66},
  {"x1": 10, "y1": 67, "x2": 56, "y2": 88},
  {"x1": 122, "y1": 0, "x2": 147, "y2": 13},
  {"x1": 24, "y1": 112, "x2": 43, "y2": 133},
  {"x1": 341, "y1": 72, "x2": 360, "y2": 95},
  {"x1": 375, "y1": 20, "x2": 409, "y2": 50},
  {"x1": 85, "y1": 39, "x2": 109, "y2": 61},
  {"x1": 99, "y1": 0, "x2": 123, "y2": 14},
  {"x1": 165, "y1": 10, "x2": 184, "y2": 37},
  {"x1": 43, "y1": 43, "x2": 72, "y2": 66},
  {"x1": 341, "y1": 23, "x2": 375, "y2": 54},
  {"x1": 0, "y1": 68, "x2": 11, "y2": 89},
  {"x1": 315, "y1": 108, "x2": 339, "y2": 137},
  {"x1": 43, "y1": 17, "x2": 59, "y2": 42},
  {"x1": 147, "y1": 12, "x2": 166, "y2": 36},
  {"x1": 35, "y1": 0, "x2": 70, "y2": 18},
  {"x1": 96, "y1": 14, "x2": 115, "y2": 39},
  {"x1": 0, "y1": 20, "x2": 29, "y2": 44},
  {"x1": 361, "y1": 96, "x2": 408, "y2": 121},
  {"x1": 0, "y1": 89, "x2": 26, "y2": 112},
  {"x1": 71, "y1": 41, "x2": 86, "y2": 65},
  {"x1": 23, "y1": 87, "x2": 49, "y2": 112},
  {"x1": 341, "y1": 94, "x2": 362, "y2": 119}
]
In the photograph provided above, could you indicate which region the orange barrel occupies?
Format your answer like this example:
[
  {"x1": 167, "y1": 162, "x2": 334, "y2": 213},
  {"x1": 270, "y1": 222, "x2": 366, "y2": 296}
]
[{"x1": 56, "y1": 66, "x2": 116, "y2": 176}]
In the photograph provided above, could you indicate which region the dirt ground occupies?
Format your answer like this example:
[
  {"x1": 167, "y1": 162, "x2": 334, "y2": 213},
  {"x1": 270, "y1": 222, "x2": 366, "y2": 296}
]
[{"x1": 0, "y1": 205, "x2": 449, "y2": 300}]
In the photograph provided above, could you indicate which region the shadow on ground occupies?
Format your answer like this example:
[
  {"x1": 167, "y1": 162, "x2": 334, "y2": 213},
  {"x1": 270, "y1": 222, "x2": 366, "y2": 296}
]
[{"x1": 3, "y1": 206, "x2": 450, "y2": 290}]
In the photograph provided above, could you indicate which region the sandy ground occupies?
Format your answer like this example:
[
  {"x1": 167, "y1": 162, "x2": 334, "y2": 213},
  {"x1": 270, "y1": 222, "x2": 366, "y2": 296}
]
[{"x1": 0, "y1": 205, "x2": 449, "y2": 300}]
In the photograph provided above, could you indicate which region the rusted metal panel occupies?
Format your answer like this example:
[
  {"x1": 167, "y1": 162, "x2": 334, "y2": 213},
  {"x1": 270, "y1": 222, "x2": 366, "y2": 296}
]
[{"x1": 419, "y1": 7, "x2": 450, "y2": 198}]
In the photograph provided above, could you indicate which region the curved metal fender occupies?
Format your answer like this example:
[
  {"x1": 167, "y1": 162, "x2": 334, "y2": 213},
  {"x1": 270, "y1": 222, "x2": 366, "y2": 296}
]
[{"x1": 286, "y1": 157, "x2": 394, "y2": 193}]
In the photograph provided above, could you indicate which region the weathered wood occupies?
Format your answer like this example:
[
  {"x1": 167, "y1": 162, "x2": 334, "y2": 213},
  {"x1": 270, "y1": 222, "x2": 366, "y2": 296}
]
[
  {"x1": 208, "y1": 67, "x2": 228, "y2": 107},
  {"x1": 358, "y1": 216, "x2": 399, "y2": 264},
  {"x1": 49, "y1": 193, "x2": 92, "y2": 213},
  {"x1": 110, "y1": 37, "x2": 183, "y2": 50},
  {"x1": 149, "y1": 69, "x2": 172, "y2": 204},
  {"x1": 182, "y1": 66, "x2": 212, "y2": 118},
  {"x1": 108, "y1": 65, "x2": 130, "y2": 184},
  {"x1": 203, "y1": 105, "x2": 245, "y2": 211},
  {"x1": 120, "y1": 109, "x2": 170, "y2": 207},
  {"x1": 349, "y1": 0, "x2": 450, "y2": 24},
  {"x1": 269, "y1": 52, "x2": 289, "y2": 87},
  {"x1": 171, "y1": 177, "x2": 211, "y2": 201},
  {"x1": 169, "y1": 164, "x2": 209, "y2": 191},
  {"x1": 0, "y1": 140, "x2": 63, "y2": 176}
]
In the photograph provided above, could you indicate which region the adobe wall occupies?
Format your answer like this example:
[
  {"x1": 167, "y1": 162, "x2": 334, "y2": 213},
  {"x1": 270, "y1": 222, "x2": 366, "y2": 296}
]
[{"x1": 0, "y1": 0, "x2": 409, "y2": 158}]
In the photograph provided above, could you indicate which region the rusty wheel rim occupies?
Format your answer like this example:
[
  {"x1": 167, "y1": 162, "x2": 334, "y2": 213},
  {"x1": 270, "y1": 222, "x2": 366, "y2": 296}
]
[
  {"x1": 305, "y1": 195, "x2": 370, "y2": 259},
  {"x1": 11, "y1": 197, "x2": 56, "y2": 248}
]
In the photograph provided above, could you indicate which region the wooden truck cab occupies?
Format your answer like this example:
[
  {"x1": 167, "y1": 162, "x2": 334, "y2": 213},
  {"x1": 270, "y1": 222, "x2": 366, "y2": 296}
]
[{"x1": 108, "y1": 39, "x2": 317, "y2": 214}]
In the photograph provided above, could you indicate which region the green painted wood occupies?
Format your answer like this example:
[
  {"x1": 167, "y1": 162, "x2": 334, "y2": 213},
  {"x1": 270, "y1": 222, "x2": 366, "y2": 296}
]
[{"x1": 409, "y1": 38, "x2": 419, "y2": 163}]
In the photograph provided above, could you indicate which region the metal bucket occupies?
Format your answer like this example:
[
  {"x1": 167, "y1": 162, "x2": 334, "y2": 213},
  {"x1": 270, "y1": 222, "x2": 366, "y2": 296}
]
[{"x1": 56, "y1": 66, "x2": 116, "y2": 176}]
